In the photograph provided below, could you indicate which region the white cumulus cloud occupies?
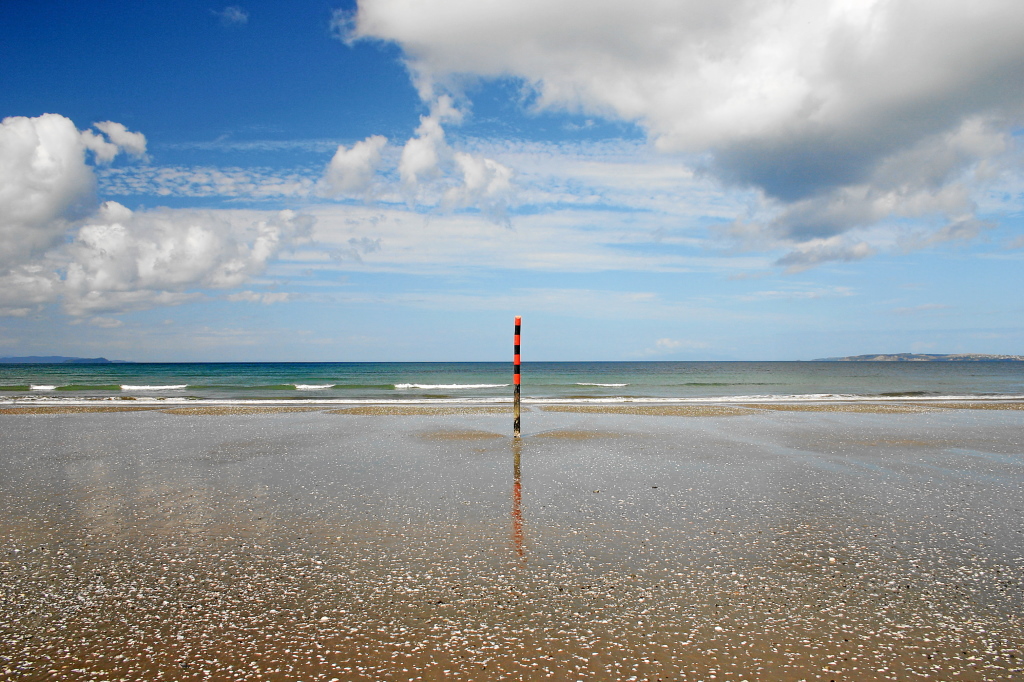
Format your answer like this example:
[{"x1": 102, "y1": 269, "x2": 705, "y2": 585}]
[
  {"x1": 93, "y1": 121, "x2": 148, "y2": 159},
  {"x1": 0, "y1": 266, "x2": 60, "y2": 317},
  {"x1": 399, "y1": 97, "x2": 461, "y2": 191},
  {"x1": 0, "y1": 113, "x2": 310, "y2": 318},
  {"x1": 0, "y1": 113, "x2": 148, "y2": 270},
  {"x1": 446, "y1": 152, "x2": 513, "y2": 217},
  {"x1": 0, "y1": 114, "x2": 99, "y2": 266},
  {"x1": 320, "y1": 135, "x2": 387, "y2": 197},
  {"x1": 62, "y1": 203, "x2": 313, "y2": 315},
  {"x1": 394, "y1": 96, "x2": 514, "y2": 220}
]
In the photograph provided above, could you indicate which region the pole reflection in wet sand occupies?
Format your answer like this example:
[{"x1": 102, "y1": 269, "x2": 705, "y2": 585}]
[{"x1": 511, "y1": 439, "x2": 524, "y2": 558}]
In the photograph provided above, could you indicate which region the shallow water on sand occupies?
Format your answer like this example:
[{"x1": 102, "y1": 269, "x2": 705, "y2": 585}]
[{"x1": 1, "y1": 408, "x2": 1022, "y2": 680}]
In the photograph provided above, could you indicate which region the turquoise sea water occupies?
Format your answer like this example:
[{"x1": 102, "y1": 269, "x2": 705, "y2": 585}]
[{"x1": 1, "y1": 361, "x2": 1023, "y2": 405}]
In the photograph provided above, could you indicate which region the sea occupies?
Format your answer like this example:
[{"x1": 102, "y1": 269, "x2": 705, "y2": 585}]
[{"x1": 1, "y1": 361, "x2": 1023, "y2": 406}]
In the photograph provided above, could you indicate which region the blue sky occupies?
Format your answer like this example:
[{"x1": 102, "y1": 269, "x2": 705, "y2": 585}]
[{"x1": 1, "y1": 0, "x2": 1023, "y2": 361}]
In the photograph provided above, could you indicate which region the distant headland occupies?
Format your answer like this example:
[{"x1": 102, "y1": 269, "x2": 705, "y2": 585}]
[
  {"x1": 815, "y1": 353, "x2": 1024, "y2": 362},
  {"x1": 0, "y1": 356, "x2": 129, "y2": 364}
]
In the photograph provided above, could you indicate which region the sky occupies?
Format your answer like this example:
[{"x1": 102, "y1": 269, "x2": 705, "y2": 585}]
[{"x1": 1, "y1": 0, "x2": 1023, "y2": 362}]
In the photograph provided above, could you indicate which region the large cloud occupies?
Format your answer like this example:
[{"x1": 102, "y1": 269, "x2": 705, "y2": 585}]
[
  {"x1": 0, "y1": 114, "x2": 99, "y2": 267},
  {"x1": 0, "y1": 114, "x2": 311, "y2": 317},
  {"x1": 0, "y1": 113, "x2": 148, "y2": 268},
  {"x1": 62, "y1": 202, "x2": 312, "y2": 315},
  {"x1": 350, "y1": 0, "x2": 1024, "y2": 263}
]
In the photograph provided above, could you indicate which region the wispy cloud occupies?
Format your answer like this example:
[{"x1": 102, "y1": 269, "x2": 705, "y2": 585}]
[
  {"x1": 1005, "y1": 235, "x2": 1024, "y2": 250},
  {"x1": 214, "y1": 6, "x2": 248, "y2": 26},
  {"x1": 890, "y1": 303, "x2": 952, "y2": 315},
  {"x1": 739, "y1": 286, "x2": 854, "y2": 302},
  {"x1": 304, "y1": 287, "x2": 740, "y2": 324},
  {"x1": 97, "y1": 165, "x2": 317, "y2": 199},
  {"x1": 226, "y1": 291, "x2": 292, "y2": 304},
  {"x1": 292, "y1": 205, "x2": 769, "y2": 276},
  {"x1": 162, "y1": 138, "x2": 344, "y2": 153},
  {"x1": 87, "y1": 316, "x2": 123, "y2": 328},
  {"x1": 639, "y1": 337, "x2": 711, "y2": 357}
]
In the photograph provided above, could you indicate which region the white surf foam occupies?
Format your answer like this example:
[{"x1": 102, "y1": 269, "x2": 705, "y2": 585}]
[
  {"x1": 576, "y1": 382, "x2": 628, "y2": 387},
  {"x1": 29, "y1": 385, "x2": 57, "y2": 391},
  {"x1": 120, "y1": 385, "x2": 188, "y2": 391},
  {"x1": 294, "y1": 384, "x2": 334, "y2": 390}
]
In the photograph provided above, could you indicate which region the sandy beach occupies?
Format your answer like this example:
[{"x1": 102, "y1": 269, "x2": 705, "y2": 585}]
[{"x1": 2, "y1": 404, "x2": 1022, "y2": 680}]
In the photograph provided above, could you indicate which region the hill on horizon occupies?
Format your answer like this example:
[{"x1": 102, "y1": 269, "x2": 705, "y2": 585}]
[
  {"x1": 0, "y1": 356, "x2": 125, "y2": 364},
  {"x1": 815, "y1": 353, "x2": 1024, "y2": 362}
]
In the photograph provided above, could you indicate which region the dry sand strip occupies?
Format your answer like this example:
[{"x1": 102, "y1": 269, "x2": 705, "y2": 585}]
[
  {"x1": 0, "y1": 405, "x2": 328, "y2": 416},
  {"x1": 0, "y1": 405, "x2": 516, "y2": 416},
  {"x1": 923, "y1": 400, "x2": 1024, "y2": 410},
  {"x1": 328, "y1": 405, "x2": 519, "y2": 416},
  {"x1": 738, "y1": 401, "x2": 1024, "y2": 413},
  {"x1": 161, "y1": 406, "x2": 327, "y2": 416},
  {"x1": 541, "y1": 401, "x2": 1024, "y2": 415},
  {"x1": 0, "y1": 405, "x2": 165, "y2": 414},
  {"x1": 738, "y1": 402, "x2": 939, "y2": 413},
  {"x1": 539, "y1": 404, "x2": 753, "y2": 416}
]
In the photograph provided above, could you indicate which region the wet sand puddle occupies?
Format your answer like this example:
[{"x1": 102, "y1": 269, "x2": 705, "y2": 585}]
[{"x1": 1, "y1": 408, "x2": 1023, "y2": 680}]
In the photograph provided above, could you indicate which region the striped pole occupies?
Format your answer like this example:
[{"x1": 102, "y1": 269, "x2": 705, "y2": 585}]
[{"x1": 513, "y1": 315, "x2": 521, "y2": 438}]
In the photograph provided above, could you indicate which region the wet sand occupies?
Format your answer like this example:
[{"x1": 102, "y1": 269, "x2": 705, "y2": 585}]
[{"x1": 1, "y1": 407, "x2": 1023, "y2": 680}]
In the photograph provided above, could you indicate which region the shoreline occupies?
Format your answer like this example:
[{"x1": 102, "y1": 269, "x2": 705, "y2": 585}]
[{"x1": 2, "y1": 398, "x2": 1024, "y2": 415}]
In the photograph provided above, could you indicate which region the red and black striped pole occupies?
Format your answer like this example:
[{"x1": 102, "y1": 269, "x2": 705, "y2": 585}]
[{"x1": 513, "y1": 315, "x2": 521, "y2": 438}]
